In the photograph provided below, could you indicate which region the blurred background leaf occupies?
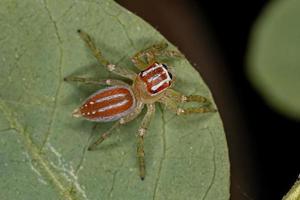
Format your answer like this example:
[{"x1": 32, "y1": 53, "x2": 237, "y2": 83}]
[
  {"x1": 0, "y1": 0, "x2": 229, "y2": 199},
  {"x1": 247, "y1": 0, "x2": 300, "y2": 120}
]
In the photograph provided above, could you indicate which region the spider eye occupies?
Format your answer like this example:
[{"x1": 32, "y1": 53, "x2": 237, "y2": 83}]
[
  {"x1": 161, "y1": 64, "x2": 172, "y2": 80},
  {"x1": 162, "y1": 64, "x2": 168, "y2": 70},
  {"x1": 168, "y1": 72, "x2": 173, "y2": 80}
]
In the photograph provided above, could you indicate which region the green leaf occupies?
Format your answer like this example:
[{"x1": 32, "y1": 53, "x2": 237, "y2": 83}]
[
  {"x1": 247, "y1": 0, "x2": 300, "y2": 120},
  {"x1": 283, "y1": 180, "x2": 300, "y2": 200},
  {"x1": 0, "y1": 0, "x2": 229, "y2": 199}
]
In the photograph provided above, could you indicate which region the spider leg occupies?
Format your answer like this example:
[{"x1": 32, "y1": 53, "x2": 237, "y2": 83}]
[
  {"x1": 131, "y1": 42, "x2": 184, "y2": 70},
  {"x1": 87, "y1": 101, "x2": 144, "y2": 151},
  {"x1": 178, "y1": 95, "x2": 216, "y2": 115},
  {"x1": 120, "y1": 102, "x2": 144, "y2": 124},
  {"x1": 136, "y1": 103, "x2": 155, "y2": 180},
  {"x1": 78, "y1": 29, "x2": 136, "y2": 80},
  {"x1": 159, "y1": 89, "x2": 216, "y2": 115},
  {"x1": 88, "y1": 121, "x2": 120, "y2": 150},
  {"x1": 64, "y1": 76, "x2": 129, "y2": 86}
]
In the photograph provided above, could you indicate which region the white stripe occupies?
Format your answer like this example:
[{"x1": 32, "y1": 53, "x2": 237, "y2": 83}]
[
  {"x1": 150, "y1": 66, "x2": 171, "y2": 91},
  {"x1": 95, "y1": 93, "x2": 126, "y2": 103},
  {"x1": 98, "y1": 99, "x2": 129, "y2": 112},
  {"x1": 142, "y1": 63, "x2": 161, "y2": 76},
  {"x1": 151, "y1": 78, "x2": 171, "y2": 91},
  {"x1": 147, "y1": 72, "x2": 165, "y2": 83}
]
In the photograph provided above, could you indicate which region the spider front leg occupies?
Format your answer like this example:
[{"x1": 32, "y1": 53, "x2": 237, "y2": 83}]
[
  {"x1": 159, "y1": 89, "x2": 216, "y2": 115},
  {"x1": 131, "y1": 42, "x2": 184, "y2": 70},
  {"x1": 137, "y1": 103, "x2": 155, "y2": 180},
  {"x1": 88, "y1": 102, "x2": 144, "y2": 151},
  {"x1": 78, "y1": 29, "x2": 136, "y2": 80}
]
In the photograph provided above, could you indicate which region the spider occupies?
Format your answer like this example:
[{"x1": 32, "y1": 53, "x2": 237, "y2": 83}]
[{"x1": 64, "y1": 30, "x2": 215, "y2": 180}]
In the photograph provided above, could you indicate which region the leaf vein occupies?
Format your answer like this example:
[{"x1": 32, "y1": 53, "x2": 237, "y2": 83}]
[
  {"x1": 40, "y1": 0, "x2": 64, "y2": 151},
  {"x1": 201, "y1": 129, "x2": 217, "y2": 200},
  {"x1": 152, "y1": 106, "x2": 167, "y2": 200}
]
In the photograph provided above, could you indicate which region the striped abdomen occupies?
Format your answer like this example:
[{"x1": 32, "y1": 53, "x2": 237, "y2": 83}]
[
  {"x1": 73, "y1": 86, "x2": 136, "y2": 122},
  {"x1": 139, "y1": 62, "x2": 173, "y2": 95}
]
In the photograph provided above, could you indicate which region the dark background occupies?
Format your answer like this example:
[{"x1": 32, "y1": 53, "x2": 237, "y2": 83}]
[{"x1": 118, "y1": 1, "x2": 300, "y2": 199}]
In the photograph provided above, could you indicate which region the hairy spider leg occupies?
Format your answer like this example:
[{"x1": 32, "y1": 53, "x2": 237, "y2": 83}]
[
  {"x1": 159, "y1": 89, "x2": 216, "y2": 115},
  {"x1": 88, "y1": 121, "x2": 120, "y2": 150},
  {"x1": 136, "y1": 103, "x2": 155, "y2": 180},
  {"x1": 131, "y1": 42, "x2": 184, "y2": 70},
  {"x1": 181, "y1": 95, "x2": 217, "y2": 114},
  {"x1": 87, "y1": 101, "x2": 144, "y2": 150},
  {"x1": 78, "y1": 29, "x2": 136, "y2": 80}
]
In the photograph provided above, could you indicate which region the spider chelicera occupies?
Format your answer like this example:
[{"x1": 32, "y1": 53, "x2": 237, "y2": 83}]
[{"x1": 64, "y1": 30, "x2": 215, "y2": 180}]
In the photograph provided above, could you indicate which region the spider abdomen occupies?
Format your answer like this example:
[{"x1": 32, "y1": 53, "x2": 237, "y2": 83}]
[{"x1": 73, "y1": 86, "x2": 136, "y2": 122}]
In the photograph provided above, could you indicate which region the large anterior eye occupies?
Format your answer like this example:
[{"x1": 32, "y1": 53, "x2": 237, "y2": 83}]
[
  {"x1": 168, "y1": 71, "x2": 173, "y2": 80},
  {"x1": 162, "y1": 63, "x2": 168, "y2": 70},
  {"x1": 161, "y1": 63, "x2": 172, "y2": 80}
]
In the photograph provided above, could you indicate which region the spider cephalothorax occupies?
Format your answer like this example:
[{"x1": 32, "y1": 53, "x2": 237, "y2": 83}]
[
  {"x1": 132, "y1": 62, "x2": 173, "y2": 104},
  {"x1": 139, "y1": 62, "x2": 173, "y2": 95},
  {"x1": 65, "y1": 30, "x2": 215, "y2": 180}
]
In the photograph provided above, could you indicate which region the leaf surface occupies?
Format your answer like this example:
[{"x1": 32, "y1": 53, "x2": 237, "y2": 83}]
[{"x1": 0, "y1": 0, "x2": 229, "y2": 199}]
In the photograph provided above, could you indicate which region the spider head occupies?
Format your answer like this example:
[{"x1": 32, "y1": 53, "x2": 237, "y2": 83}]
[{"x1": 139, "y1": 62, "x2": 174, "y2": 96}]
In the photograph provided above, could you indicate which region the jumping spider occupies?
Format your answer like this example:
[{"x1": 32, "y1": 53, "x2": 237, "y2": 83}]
[{"x1": 64, "y1": 30, "x2": 215, "y2": 180}]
